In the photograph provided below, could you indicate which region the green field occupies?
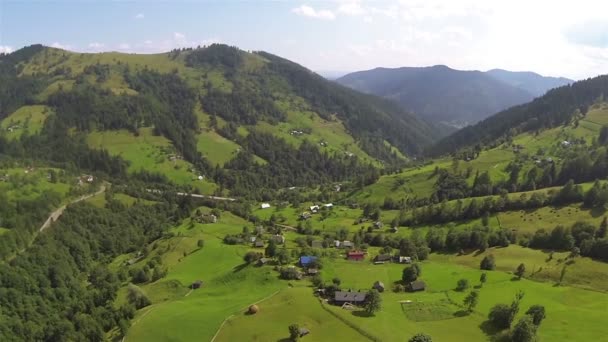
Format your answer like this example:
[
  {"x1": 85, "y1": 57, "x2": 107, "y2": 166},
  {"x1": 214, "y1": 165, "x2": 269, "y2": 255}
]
[
  {"x1": 1, "y1": 105, "x2": 51, "y2": 139},
  {"x1": 87, "y1": 128, "x2": 217, "y2": 194},
  {"x1": 123, "y1": 211, "x2": 285, "y2": 341},
  {"x1": 215, "y1": 286, "x2": 367, "y2": 342}
]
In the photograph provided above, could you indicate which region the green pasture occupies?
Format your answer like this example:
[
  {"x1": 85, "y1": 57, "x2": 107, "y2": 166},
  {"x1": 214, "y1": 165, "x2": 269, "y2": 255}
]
[
  {"x1": 1, "y1": 105, "x2": 51, "y2": 139},
  {"x1": 86, "y1": 128, "x2": 217, "y2": 194}
]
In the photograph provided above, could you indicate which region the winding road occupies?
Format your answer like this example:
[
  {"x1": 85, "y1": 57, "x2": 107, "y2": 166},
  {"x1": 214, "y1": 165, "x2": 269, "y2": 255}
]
[{"x1": 39, "y1": 184, "x2": 107, "y2": 232}]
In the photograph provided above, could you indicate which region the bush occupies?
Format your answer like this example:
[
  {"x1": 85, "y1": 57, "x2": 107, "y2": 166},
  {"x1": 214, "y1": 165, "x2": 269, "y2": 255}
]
[
  {"x1": 409, "y1": 333, "x2": 432, "y2": 342},
  {"x1": 488, "y1": 304, "x2": 512, "y2": 329},
  {"x1": 456, "y1": 279, "x2": 470, "y2": 291},
  {"x1": 480, "y1": 255, "x2": 496, "y2": 270}
]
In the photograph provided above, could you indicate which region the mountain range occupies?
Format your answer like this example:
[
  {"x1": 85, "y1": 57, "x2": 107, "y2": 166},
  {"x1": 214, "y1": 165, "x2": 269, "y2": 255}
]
[{"x1": 336, "y1": 65, "x2": 573, "y2": 128}]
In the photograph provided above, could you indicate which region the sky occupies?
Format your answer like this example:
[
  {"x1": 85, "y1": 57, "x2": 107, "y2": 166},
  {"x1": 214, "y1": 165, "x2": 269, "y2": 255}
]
[{"x1": 1, "y1": 0, "x2": 608, "y2": 80}]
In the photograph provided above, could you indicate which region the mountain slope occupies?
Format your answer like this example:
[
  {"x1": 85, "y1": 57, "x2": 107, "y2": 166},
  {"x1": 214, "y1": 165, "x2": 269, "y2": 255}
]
[
  {"x1": 429, "y1": 74, "x2": 608, "y2": 156},
  {"x1": 1, "y1": 44, "x2": 441, "y2": 198},
  {"x1": 336, "y1": 65, "x2": 570, "y2": 127},
  {"x1": 486, "y1": 69, "x2": 572, "y2": 97}
]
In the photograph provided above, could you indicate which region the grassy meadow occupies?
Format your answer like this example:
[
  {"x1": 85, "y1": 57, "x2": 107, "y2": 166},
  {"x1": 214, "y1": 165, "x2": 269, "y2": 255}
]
[{"x1": 86, "y1": 128, "x2": 217, "y2": 194}]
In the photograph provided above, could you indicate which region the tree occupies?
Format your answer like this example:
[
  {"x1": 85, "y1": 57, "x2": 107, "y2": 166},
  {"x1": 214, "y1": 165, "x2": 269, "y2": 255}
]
[
  {"x1": 402, "y1": 264, "x2": 421, "y2": 283},
  {"x1": 515, "y1": 263, "x2": 526, "y2": 279},
  {"x1": 480, "y1": 272, "x2": 487, "y2": 286},
  {"x1": 525, "y1": 305, "x2": 546, "y2": 326},
  {"x1": 311, "y1": 275, "x2": 323, "y2": 288},
  {"x1": 509, "y1": 291, "x2": 525, "y2": 326},
  {"x1": 463, "y1": 291, "x2": 479, "y2": 313},
  {"x1": 126, "y1": 284, "x2": 151, "y2": 309},
  {"x1": 597, "y1": 216, "x2": 608, "y2": 238},
  {"x1": 288, "y1": 324, "x2": 300, "y2": 341},
  {"x1": 559, "y1": 265, "x2": 567, "y2": 285},
  {"x1": 364, "y1": 289, "x2": 382, "y2": 315},
  {"x1": 197, "y1": 239, "x2": 205, "y2": 248},
  {"x1": 408, "y1": 333, "x2": 432, "y2": 342},
  {"x1": 244, "y1": 251, "x2": 262, "y2": 264},
  {"x1": 332, "y1": 277, "x2": 341, "y2": 286},
  {"x1": 480, "y1": 255, "x2": 496, "y2": 270},
  {"x1": 456, "y1": 278, "x2": 470, "y2": 291},
  {"x1": 511, "y1": 315, "x2": 537, "y2": 342},
  {"x1": 265, "y1": 239, "x2": 277, "y2": 257},
  {"x1": 488, "y1": 304, "x2": 512, "y2": 329}
]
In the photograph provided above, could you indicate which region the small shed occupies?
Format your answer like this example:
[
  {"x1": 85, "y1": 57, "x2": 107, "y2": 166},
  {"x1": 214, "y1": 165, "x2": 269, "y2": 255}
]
[
  {"x1": 399, "y1": 256, "x2": 412, "y2": 264},
  {"x1": 191, "y1": 280, "x2": 203, "y2": 289},
  {"x1": 375, "y1": 254, "x2": 392, "y2": 262},
  {"x1": 299, "y1": 328, "x2": 310, "y2": 337},
  {"x1": 373, "y1": 221, "x2": 384, "y2": 229},
  {"x1": 254, "y1": 240, "x2": 265, "y2": 248},
  {"x1": 373, "y1": 281, "x2": 385, "y2": 292},
  {"x1": 347, "y1": 251, "x2": 365, "y2": 261},
  {"x1": 341, "y1": 241, "x2": 354, "y2": 249},
  {"x1": 261, "y1": 203, "x2": 271, "y2": 209},
  {"x1": 408, "y1": 280, "x2": 426, "y2": 292},
  {"x1": 311, "y1": 240, "x2": 323, "y2": 249},
  {"x1": 307, "y1": 268, "x2": 319, "y2": 276}
]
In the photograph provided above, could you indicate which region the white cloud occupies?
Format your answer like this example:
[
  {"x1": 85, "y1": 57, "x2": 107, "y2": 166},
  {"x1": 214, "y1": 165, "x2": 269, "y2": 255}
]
[
  {"x1": 173, "y1": 32, "x2": 186, "y2": 42},
  {"x1": 50, "y1": 42, "x2": 72, "y2": 50},
  {"x1": 118, "y1": 43, "x2": 131, "y2": 50},
  {"x1": 87, "y1": 42, "x2": 105, "y2": 51},
  {"x1": 338, "y1": 2, "x2": 366, "y2": 16},
  {"x1": 134, "y1": 13, "x2": 144, "y2": 19},
  {"x1": 292, "y1": 5, "x2": 335, "y2": 20},
  {"x1": 0, "y1": 46, "x2": 13, "y2": 54}
]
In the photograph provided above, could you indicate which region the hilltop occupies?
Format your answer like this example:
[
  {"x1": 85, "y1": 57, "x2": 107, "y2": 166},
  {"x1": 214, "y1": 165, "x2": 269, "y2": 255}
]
[{"x1": 337, "y1": 65, "x2": 572, "y2": 128}]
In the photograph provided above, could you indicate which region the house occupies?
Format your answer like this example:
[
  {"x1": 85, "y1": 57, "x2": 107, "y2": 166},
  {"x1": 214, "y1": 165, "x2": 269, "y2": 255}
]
[
  {"x1": 254, "y1": 240, "x2": 265, "y2": 248},
  {"x1": 300, "y1": 256, "x2": 318, "y2": 267},
  {"x1": 300, "y1": 212, "x2": 312, "y2": 220},
  {"x1": 347, "y1": 251, "x2": 365, "y2": 261},
  {"x1": 261, "y1": 203, "x2": 271, "y2": 209},
  {"x1": 373, "y1": 281, "x2": 385, "y2": 292},
  {"x1": 307, "y1": 268, "x2": 319, "y2": 276},
  {"x1": 399, "y1": 256, "x2": 412, "y2": 264},
  {"x1": 311, "y1": 240, "x2": 323, "y2": 249},
  {"x1": 375, "y1": 254, "x2": 392, "y2": 262},
  {"x1": 408, "y1": 280, "x2": 426, "y2": 292},
  {"x1": 323, "y1": 203, "x2": 334, "y2": 209},
  {"x1": 310, "y1": 205, "x2": 320, "y2": 213},
  {"x1": 334, "y1": 240, "x2": 341, "y2": 248},
  {"x1": 257, "y1": 258, "x2": 271, "y2": 266},
  {"x1": 562, "y1": 140, "x2": 571, "y2": 147},
  {"x1": 191, "y1": 280, "x2": 203, "y2": 289},
  {"x1": 341, "y1": 241, "x2": 354, "y2": 249},
  {"x1": 334, "y1": 291, "x2": 367, "y2": 305},
  {"x1": 270, "y1": 235, "x2": 285, "y2": 244},
  {"x1": 373, "y1": 221, "x2": 384, "y2": 229}
]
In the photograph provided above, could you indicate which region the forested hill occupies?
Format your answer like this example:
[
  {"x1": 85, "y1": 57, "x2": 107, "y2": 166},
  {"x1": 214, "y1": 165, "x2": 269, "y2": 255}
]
[
  {"x1": 336, "y1": 65, "x2": 570, "y2": 127},
  {"x1": 430, "y1": 75, "x2": 608, "y2": 156},
  {"x1": 0, "y1": 44, "x2": 441, "y2": 198},
  {"x1": 486, "y1": 69, "x2": 573, "y2": 97}
]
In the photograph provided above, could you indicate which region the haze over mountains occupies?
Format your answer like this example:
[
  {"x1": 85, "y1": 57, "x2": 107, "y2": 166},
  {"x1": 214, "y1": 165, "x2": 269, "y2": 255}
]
[{"x1": 336, "y1": 66, "x2": 573, "y2": 128}]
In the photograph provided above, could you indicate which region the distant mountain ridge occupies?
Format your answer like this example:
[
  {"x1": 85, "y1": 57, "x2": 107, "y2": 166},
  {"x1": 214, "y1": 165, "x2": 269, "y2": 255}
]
[
  {"x1": 336, "y1": 65, "x2": 573, "y2": 127},
  {"x1": 486, "y1": 69, "x2": 573, "y2": 97}
]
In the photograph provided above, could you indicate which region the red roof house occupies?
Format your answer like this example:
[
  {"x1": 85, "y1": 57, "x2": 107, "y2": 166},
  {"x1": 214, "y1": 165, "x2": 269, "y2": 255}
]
[{"x1": 347, "y1": 251, "x2": 365, "y2": 261}]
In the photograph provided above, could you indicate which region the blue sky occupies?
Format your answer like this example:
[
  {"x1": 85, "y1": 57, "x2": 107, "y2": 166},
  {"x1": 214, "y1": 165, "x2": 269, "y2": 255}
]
[{"x1": 2, "y1": 0, "x2": 608, "y2": 79}]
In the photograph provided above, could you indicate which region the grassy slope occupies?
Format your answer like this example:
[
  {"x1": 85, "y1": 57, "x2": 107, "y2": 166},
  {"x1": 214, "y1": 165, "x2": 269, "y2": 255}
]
[
  {"x1": 86, "y1": 128, "x2": 217, "y2": 194},
  {"x1": 352, "y1": 103, "x2": 608, "y2": 205},
  {"x1": 123, "y1": 212, "x2": 285, "y2": 342},
  {"x1": 319, "y1": 255, "x2": 608, "y2": 342},
  {"x1": 0, "y1": 105, "x2": 52, "y2": 140},
  {"x1": 215, "y1": 286, "x2": 367, "y2": 342}
]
